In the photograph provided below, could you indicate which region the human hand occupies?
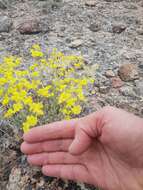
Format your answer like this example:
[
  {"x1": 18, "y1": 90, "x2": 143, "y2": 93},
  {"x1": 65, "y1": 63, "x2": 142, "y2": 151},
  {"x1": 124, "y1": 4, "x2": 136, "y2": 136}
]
[{"x1": 21, "y1": 106, "x2": 143, "y2": 190}]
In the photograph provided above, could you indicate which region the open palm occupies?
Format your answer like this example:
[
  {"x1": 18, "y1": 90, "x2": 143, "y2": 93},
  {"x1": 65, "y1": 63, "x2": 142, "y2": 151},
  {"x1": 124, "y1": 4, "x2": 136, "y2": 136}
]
[{"x1": 21, "y1": 106, "x2": 143, "y2": 190}]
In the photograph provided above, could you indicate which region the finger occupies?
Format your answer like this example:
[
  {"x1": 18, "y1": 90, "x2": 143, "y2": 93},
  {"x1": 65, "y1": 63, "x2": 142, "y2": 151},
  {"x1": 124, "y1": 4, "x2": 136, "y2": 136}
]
[
  {"x1": 27, "y1": 152, "x2": 81, "y2": 166},
  {"x1": 23, "y1": 119, "x2": 77, "y2": 143},
  {"x1": 21, "y1": 139, "x2": 72, "y2": 155},
  {"x1": 69, "y1": 123, "x2": 92, "y2": 155},
  {"x1": 69, "y1": 111, "x2": 103, "y2": 155},
  {"x1": 42, "y1": 164, "x2": 92, "y2": 184}
]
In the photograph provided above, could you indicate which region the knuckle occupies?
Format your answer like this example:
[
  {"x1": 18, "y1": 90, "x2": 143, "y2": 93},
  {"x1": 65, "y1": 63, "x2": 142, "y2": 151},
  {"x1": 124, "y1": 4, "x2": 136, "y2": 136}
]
[
  {"x1": 43, "y1": 154, "x2": 49, "y2": 165},
  {"x1": 58, "y1": 139, "x2": 64, "y2": 151},
  {"x1": 72, "y1": 165, "x2": 79, "y2": 181},
  {"x1": 42, "y1": 142, "x2": 47, "y2": 152},
  {"x1": 60, "y1": 165, "x2": 66, "y2": 178}
]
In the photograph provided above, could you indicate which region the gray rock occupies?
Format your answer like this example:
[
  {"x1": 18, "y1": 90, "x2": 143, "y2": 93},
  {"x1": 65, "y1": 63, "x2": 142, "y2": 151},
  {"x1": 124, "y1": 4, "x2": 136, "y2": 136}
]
[
  {"x1": 139, "y1": 64, "x2": 143, "y2": 74},
  {"x1": 69, "y1": 39, "x2": 83, "y2": 48},
  {"x1": 112, "y1": 24, "x2": 126, "y2": 34},
  {"x1": 99, "y1": 86, "x2": 110, "y2": 94},
  {"x1": 0, "y1": 0, "x2": 7, "y2": 9},
  {"x1": 0, "y1": 16, "x2": 13, "y2": 33},
  {"x1": 105, "y1": 70, "x2": 115, "y2": 78},
  {"x1": 124, "y1": 4, "x2": 138, "y2": 10},
  {"x1": 135, "y1": 80, "x2": 143, "y2": 96},
  {"x1": 85, "y1": 1, "x2": 96, "y2": 7},
  {"x1": 6, "y1": 167, "x2": 28, "y2": 190},
  {"x1": 137, "y1": 27, "x2": 143, "y2": 35},
  {"x1": 89, "y1": 23, "x2": 100, "y2": 32},
  {"x1": 119, "y1": 86, "x2": 136, "y2": 97},
  {"x1": 104, "y1": 0, "x2": 123, "y2": 1}
]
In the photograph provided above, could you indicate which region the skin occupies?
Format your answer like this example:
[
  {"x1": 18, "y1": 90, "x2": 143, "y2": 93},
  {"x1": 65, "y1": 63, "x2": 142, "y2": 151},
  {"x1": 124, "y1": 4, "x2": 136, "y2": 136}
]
[{"x1": 21, "y1": 106, "x2": 143, "y2": 190}]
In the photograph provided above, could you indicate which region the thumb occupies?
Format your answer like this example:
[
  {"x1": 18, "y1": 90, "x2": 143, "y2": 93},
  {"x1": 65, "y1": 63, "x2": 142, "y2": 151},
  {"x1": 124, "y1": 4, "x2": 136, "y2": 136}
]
[
  {"x1": 68, "y1": 123, "x2": 92, "y2": 155},
  {"x1": 69, "y1": 111, "x2": 102, "y2": 155}
]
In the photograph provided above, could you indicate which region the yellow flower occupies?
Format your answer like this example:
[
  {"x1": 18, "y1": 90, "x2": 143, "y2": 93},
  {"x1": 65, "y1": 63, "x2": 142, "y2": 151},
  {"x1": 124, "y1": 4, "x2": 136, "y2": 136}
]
[
  {"x1": 23, "y1": 115, "x2": 38, "y2": 133},
  {"x1": 0, "y1": 78, "x2": 7, "y2": 86},
  {"x1": 13, "y1": 102, "x2": 23, "y2": 113},
  {"x1": 2, "y1": 95, "x2": 9, "y2": 106},
  {"x1": 66, "y1": 98, "x2": 77, "y2": 107},
  {"x1": 15, "y1": 58, "x2": 21, "y2": 66},
  {"x1": 29, "y1": 102, "x2": 44, "y2": 116},
  {"x1": 62, "y1": 108, "x2": 71, "y2": 115},
  {"x1": 57, "y1": 84, "x2": 66, "y2": 91},
  {"x1": 30, "y1": 80, "x2": 41, "y2": 89},
  {"x1": 71, "y1": 105, "x2": 82, "y2": 115},
  {"x1": 89, "y1": 78, "x2": 95, "y2": 84},
  {"x1": 10, "y1": 78, "x2": 17, "y2": 85},
  {"x1": 67, "y1": 67, "x2": 75, "y2": 73},
  {"x1": 80, "y1": 79, "x2": 88, "y2": 86},
  {"x1": 11, "y1": 90, "x2": 27, "y2": 102},
  {"x1": 31, "y1": 71, "x2": 39, "y2": 77},
  {"x1": 30, "y1": 44, "x2": 43, "y2": 58},
  {"x1": 0, "y1": 89, "x2": 3, "y2": 96},
  {"x1": 4, "y1": 56, "x2": 14, "y2": 64},
  {"x1": 31, "y1": 50, "x2": 44, "y2": 58},
  {"x1": 32, "y1": 44, "x2": 41, "y2": 50},
  {"x1": 0, "y1": 44, "x2": 94, "y2": 133},
  {"x1": 74, "y1": 63, "x2": 82, "y2": 68},
  {"x1": 37, "y1": 85, "x2": 52, "y2": 97},
  {"x1": 23, "y1": 123, "x2": 30, "y2": 133},
  {"x1": 41, "y1": 59, "x2": 47, "y2": 65},
  {"x1": 77, "y1": 91, "x2": 85, "y2": 101},
  {"x1": 58, "y1": 92, "x2": 71, "y2": 104},
  {"x1": 29, "y1": 63, "x2": 39, "y2": 71},
  {"x1": 4, "y1": 109, "x2": 14, "y2": 118},
  {"x1": 64, "y1": 115, "x2": 71, "y2": 120},
  {"x1": 15, "y1": 70, "x2": 28, "y2": 77},
  {"x1": 23, "y1": 96, "x2": 33, "y2": 105}
]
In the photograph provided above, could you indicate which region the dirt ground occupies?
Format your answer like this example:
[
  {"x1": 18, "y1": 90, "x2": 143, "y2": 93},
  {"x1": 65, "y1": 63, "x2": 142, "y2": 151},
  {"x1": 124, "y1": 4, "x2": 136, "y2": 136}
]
[{"x1": 0, "y1": 0, "x2": 143, "y2": 189}]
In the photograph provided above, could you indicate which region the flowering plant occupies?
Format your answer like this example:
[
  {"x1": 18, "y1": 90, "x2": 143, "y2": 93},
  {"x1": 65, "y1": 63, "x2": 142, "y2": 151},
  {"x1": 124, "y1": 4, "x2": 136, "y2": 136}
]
[{"x1": 0, "y1": 44, "x2": 94, "y2": 133}]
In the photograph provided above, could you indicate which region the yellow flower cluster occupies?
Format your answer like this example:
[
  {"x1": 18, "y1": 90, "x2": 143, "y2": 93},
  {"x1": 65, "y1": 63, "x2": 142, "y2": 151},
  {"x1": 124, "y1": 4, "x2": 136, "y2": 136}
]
[
  {"x1": 30, "y1": 44, "x2": 44, "y2": 57},
  {"x1": 0, "y1": 44, "x2": 95, "y2": 133}
]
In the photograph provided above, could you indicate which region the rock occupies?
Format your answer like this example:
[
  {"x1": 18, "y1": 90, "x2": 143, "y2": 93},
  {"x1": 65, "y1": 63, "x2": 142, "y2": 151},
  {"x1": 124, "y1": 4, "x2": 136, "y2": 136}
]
[
  {"x1": 97, "y1": 78, "x2": 111, "y2": 93},
  {"x1": 0, "y1": 16, "x2": 13, "y2": 33},
  {"x1": 99, "y1": 86, "x2": 110, "y2": 94},
  {"x1": 105, "y1": 70, "x2": 115, "y2": 77},
  {"x1": 69, "y1": 39, "x2": 83, "y2": 48},
  {"x1": 0, "y1": 0, "x2": 7, "y2": 9},
  {"x1": 135, "y1": 80, "x2": 143, "y2": 96},
  {"x1": 124, "y1": 4, "x2": 138, "y2": 10},
  {"x1": 17, "y1": 19, "x2": 42, "y2": 35},
  {"x1": 89, "y1": 23, "x2": 100, "y2": 32},
  {"x1": 6, "y1": 167, "x2": 28, "y2": 190},
  {"x1": 118, "y1": 64, "x2": 139, "y2": 81},
  {"x1": 40, "y1": 0, "x2": 63, "y2": 11},
  {"x1": 112, "y1": 24, "x2": 126, "y2": 34},
  {"x1": 104, "y1": 0, "x2": 123, "y2": 2},
  {"x1": 36, "y1": 179, "x2": 45, "y2": 188},
  {"x1": 119, "y1": 86, "x2": 136, "y2": 97},
  {"x1": 85, "y1": 0, "x2": 96, "y2": 7},
  {"x1": 136, "y1": 27, "x2": 143, "y2": 35},
  {"x1": 111, "y1": 77, "x2": 124, "y2": 88},
  {"x1": 139, "y1": 64, "x2": 143, "y2": 74}
]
